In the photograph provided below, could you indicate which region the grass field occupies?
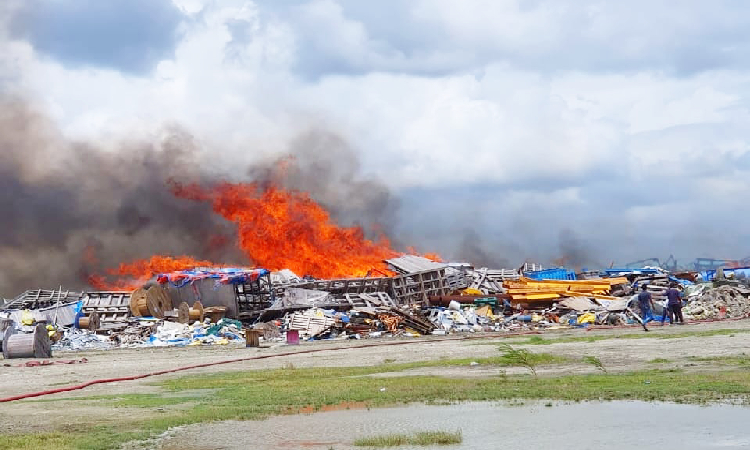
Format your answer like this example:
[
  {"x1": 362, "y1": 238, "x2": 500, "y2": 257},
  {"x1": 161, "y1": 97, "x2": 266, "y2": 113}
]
[{"x1": 3, "y1": 347, "x2": 750, "y2": 450}]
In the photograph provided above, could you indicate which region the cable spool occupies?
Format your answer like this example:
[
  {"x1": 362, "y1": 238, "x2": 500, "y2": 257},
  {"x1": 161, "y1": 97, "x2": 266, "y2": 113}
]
[
  {"x1": 1, "y1": 326, "x2": 14, "y2": 349},
  {"x1": 130, "y1": 288, "x2": 149, "y2": 317},
  {"x1": 177, "y1": 301, "x2": 204, "y2": 324},
  {"x1": 77, "y1": 311, "x2": 100, "y2": 331},
  {"x1": 204, "y1": 306, "x2": 227, "y2": 323},
  {"x1": 0, "y1": 318, "x2": 12, "y2": 345},
  {"x1": 190, "y1": 301, "x2": 204, "y2": 322},
  {"x1": 146, "y1": 285, "x2": 172, "y2": 318},
  {"x1": 3, "y1": 324, "x2": 52, "y2": 359},
  {"x1": 177, "y1": 302, "x2": 189, "y2": 324},
  {"x1": 130, "y1": 286, "x2": 172, "y2": 318}
]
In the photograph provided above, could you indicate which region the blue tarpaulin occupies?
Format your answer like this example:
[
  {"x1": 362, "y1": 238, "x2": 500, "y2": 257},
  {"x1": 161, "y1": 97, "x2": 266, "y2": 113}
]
[
  {"x1": 698, "y1": 267, "x2": 750, "y2": 282},
  {"x1": 525, "y1": 268, "x2": 576, "y2": 280},
  {"x1": 157, "y1": 268, "x2": 270, "y2": 289}
]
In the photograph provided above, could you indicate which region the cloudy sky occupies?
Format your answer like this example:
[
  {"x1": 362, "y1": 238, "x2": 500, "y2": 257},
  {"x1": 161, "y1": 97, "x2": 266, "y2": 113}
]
[{"x1": 2, "y1": 0, "x2": 750, "y2": 270}]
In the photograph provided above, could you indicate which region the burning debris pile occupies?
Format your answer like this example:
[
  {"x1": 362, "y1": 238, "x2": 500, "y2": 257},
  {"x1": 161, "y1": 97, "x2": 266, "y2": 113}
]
[
  {"x1": 5, "y1": 254, "x2": 750, "y2": 355},
  {"x1": 1, "y1": 153, "x2": 750, "y2": 354},
  {"x1": 0, "y1": 256, "x2": 709, "y2": 356}
]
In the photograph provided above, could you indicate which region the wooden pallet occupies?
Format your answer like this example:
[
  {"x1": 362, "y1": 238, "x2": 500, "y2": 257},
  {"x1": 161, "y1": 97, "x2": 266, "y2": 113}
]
[
  {"x1": 392, "y1": 269, "x2": 448, "y2": 307},
  {"x1": 288, "y1": 312, "x2": 337, "y2": 338},
  {"x1": 81, "y1": 291, "x2": 132, "y2": 323}
]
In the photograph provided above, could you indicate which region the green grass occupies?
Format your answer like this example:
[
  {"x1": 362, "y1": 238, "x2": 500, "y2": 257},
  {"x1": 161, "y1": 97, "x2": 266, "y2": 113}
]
[
  {"x1": 514, "y1": 328, "x2": 750, "y2": 345},
  {"x1": 687, "y1": 355, "x2": 750, "y2": 366},
  {"x1": 5, "y1": 355, "x2": 750, "y2": 450},
  {"x1": 354, "y1": 430, "x2": 462, "y2": 447},
  {"x1": 582, "y1": 356, "x2": 607, "y2": 373},
  {"x1": 649, "y1": 358, "x2": 671, "y2": 364}
]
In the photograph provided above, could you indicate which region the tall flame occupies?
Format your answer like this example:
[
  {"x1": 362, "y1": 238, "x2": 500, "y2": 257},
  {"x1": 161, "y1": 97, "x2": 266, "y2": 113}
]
[
  {"x1": 88, "y1": 178, "x2": 441, "y2": 289},
  {"x1": 172, "y1": 182, "x2": 400, "y2": 278}
]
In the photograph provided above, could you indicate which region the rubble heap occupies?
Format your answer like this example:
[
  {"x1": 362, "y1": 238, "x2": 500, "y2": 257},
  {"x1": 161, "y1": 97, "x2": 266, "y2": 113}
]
[
  {"x1": 683, "y1": 285, "x2": 750, "y2": 320},
  {"x1": 5, "y1": 257, "x2": 750, "y2": 356}
]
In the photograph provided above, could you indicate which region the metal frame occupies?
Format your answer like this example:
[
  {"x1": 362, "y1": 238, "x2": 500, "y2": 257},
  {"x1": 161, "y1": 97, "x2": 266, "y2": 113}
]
[{"x1": 235, "y1": 272, "x2": 276, "y2": 320}]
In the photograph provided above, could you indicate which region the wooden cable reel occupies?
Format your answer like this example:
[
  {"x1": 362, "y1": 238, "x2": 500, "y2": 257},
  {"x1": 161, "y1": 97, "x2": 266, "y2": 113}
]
[
  {"x1": 77, "y1": 311, "x2": 100, "y2": 331},
  {"x1": 130, "y1": 288, "x2": 149, "y2": 316},
  {"x1": 129, "y1": 285, "x2": 173, "y2": 318},
  {"x1": 146, "y1": 286, "x2": 172, "y2": 318},
  {"x1": 177, "y1": 301, "x2": 204, "y2": 324},
  {"x1": 3, "y1": 324, "x2": 52, "y2": 359}
]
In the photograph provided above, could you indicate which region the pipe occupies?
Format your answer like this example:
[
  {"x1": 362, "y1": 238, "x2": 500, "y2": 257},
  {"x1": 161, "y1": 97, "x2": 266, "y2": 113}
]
[{"x1": 428, "y1": 295, "x2": 509, "y2": 306}]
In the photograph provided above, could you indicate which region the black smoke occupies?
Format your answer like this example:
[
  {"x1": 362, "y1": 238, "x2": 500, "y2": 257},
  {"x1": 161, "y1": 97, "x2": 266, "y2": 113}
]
[
  {"x1": 245, "y1": 130, "x2": 402, "y2": 243},
  {"x1": 455, "y1": 229, "x2": 511, "y2": 268},
  {"x1": 0, "y1": 99, "x2": 244, "y2": 297},
  {"x1": 557, "y1": 228, "x2": 601, "y2": 269},
  {"x1": 0, "y1": 101, "x2": 406, "y2": 297}
]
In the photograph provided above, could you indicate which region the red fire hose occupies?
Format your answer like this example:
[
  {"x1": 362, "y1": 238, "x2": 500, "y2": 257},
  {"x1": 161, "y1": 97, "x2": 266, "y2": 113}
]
[
  {"x1": 1, "y1": 317, "x2": 732, "y2": 403},
  {"x1": 0, "y1": 332, "x2": 544, "y2": 403}
]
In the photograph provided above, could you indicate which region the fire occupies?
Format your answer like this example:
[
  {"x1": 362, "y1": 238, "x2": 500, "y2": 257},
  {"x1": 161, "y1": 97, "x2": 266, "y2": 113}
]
[
  {"x1": 88, "y1": 255, "x2": 215, "y2": 291},
  {"x1": 173, "y1": 182, "x2": 400, "y2": 278},
  {"x1": 89, "y1": 167, "x2": 441, "y2": 289}
]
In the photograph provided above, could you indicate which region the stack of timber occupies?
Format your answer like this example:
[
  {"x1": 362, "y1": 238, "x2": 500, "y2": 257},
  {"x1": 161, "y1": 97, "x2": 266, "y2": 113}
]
[
  {"x1": 384, "y1": 307, "x2": 435, "y2": 335},
  {"x1": 469, "y1": 268, "x2": 517, "y2": 294},
  {"x1": 503, "y1": 277, "x2": 629, "y2": 303}
]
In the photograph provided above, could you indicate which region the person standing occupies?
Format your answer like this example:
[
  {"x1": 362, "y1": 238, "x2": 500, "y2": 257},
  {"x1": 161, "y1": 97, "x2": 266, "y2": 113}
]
[
  {"x1": 666, "y1": 283, "x2": 684, "y2": 324},
  {"x1": 637, "y1": 284, "x2": 656, "y2": 324},
  {"x1": 660, "y1": 298, "x2": 673, "y2": 325}
]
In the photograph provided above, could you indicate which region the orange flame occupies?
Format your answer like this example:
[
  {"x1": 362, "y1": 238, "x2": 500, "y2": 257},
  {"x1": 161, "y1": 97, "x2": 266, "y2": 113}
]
[
  {"x1": 88, "y1": 255, "x2": 215, "y2": 291},
  {"x1": 173, "y1": 182, "x2": 400, "y2": 278},
  {"x1": 89, "y1": 173, "x2": 440, "y2": 289}
]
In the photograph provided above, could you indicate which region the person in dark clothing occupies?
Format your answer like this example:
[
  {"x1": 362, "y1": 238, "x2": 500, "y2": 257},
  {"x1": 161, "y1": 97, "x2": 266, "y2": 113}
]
[
  {"x1": 665, "y1": 283, "x2": 684, "y2": 324},
  {"x1": 660, "y1": 298, "x2": 673, "y2": 325},
  {"x1": 637, "y1": 284, "x2": 656, "y2": 324}
]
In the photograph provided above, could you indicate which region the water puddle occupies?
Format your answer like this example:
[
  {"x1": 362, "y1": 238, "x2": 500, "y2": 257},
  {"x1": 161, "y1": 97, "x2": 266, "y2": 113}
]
[{"x1": 156, "y1": 401, "x2": 750, "y2": 449}]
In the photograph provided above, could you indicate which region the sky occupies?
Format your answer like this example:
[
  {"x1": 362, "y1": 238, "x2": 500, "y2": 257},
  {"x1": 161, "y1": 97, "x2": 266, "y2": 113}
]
[{"x1": 1, "y1": 0, "x2": 750, "y2": 272}]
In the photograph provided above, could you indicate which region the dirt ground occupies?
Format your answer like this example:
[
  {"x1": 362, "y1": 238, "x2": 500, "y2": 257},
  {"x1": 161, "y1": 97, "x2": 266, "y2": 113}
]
[{"x1": 2, "y1": 319, "x2": 750, "y2": 436}]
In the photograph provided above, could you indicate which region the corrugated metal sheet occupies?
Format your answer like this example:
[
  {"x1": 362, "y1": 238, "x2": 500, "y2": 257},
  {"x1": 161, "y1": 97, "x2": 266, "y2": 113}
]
[{"x1": 386, "y1": 255, "x2": 446, "y2": 274}]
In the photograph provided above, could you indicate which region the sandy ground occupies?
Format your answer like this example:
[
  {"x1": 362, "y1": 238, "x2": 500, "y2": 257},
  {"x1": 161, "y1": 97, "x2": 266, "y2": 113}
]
[{"x1": 1, "y1": 319, "x2": 750, "y2": 436}]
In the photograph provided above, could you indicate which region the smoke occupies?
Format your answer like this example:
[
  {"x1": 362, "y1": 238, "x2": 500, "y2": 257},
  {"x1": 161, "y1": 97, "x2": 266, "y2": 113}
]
[
  {"x1": 0, "y1": 99, "x2": 410, "y2": 297},
  {"x1": 455, "y1": 229, "x2": 511, "y2": 268},
  {"x1": 246, "y1": 130, "x2": 402, "y2": 242},
  {"x1": 557, "y1": 228, "x2": 601, "y2": 269},
  {"x1": 0, "y1": 99, "x2": 245, "y2": 297},
  {"x1": 0, "y1": 96, "x2": 629, "y2": 299}
]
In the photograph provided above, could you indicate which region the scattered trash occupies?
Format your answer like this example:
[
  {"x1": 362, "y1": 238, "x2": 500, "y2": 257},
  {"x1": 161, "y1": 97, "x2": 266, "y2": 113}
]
[{"x1": 2, "y1": 257, "x2": 750, "y2": 355}]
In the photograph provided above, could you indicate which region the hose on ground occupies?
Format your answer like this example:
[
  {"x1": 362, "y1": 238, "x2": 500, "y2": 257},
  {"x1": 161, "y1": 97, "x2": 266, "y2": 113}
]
[{"x1": 0, "y1": 331, "x2": 544, "y2": 403}]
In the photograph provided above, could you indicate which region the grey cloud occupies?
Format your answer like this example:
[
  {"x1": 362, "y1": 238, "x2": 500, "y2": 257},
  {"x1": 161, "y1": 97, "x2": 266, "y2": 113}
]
[
  {"x1": 256, "y1": 0, "x2": 750, "y2": 78},
  {"x1": 5, "y1": 0, "x2": 750, "y2": 276},
  {"x1": 393, "y1": 147, "x2": 750, "y2": 270},
  {"x1": 10, "y1": 0, "x2": 185, "y2": 74}
]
